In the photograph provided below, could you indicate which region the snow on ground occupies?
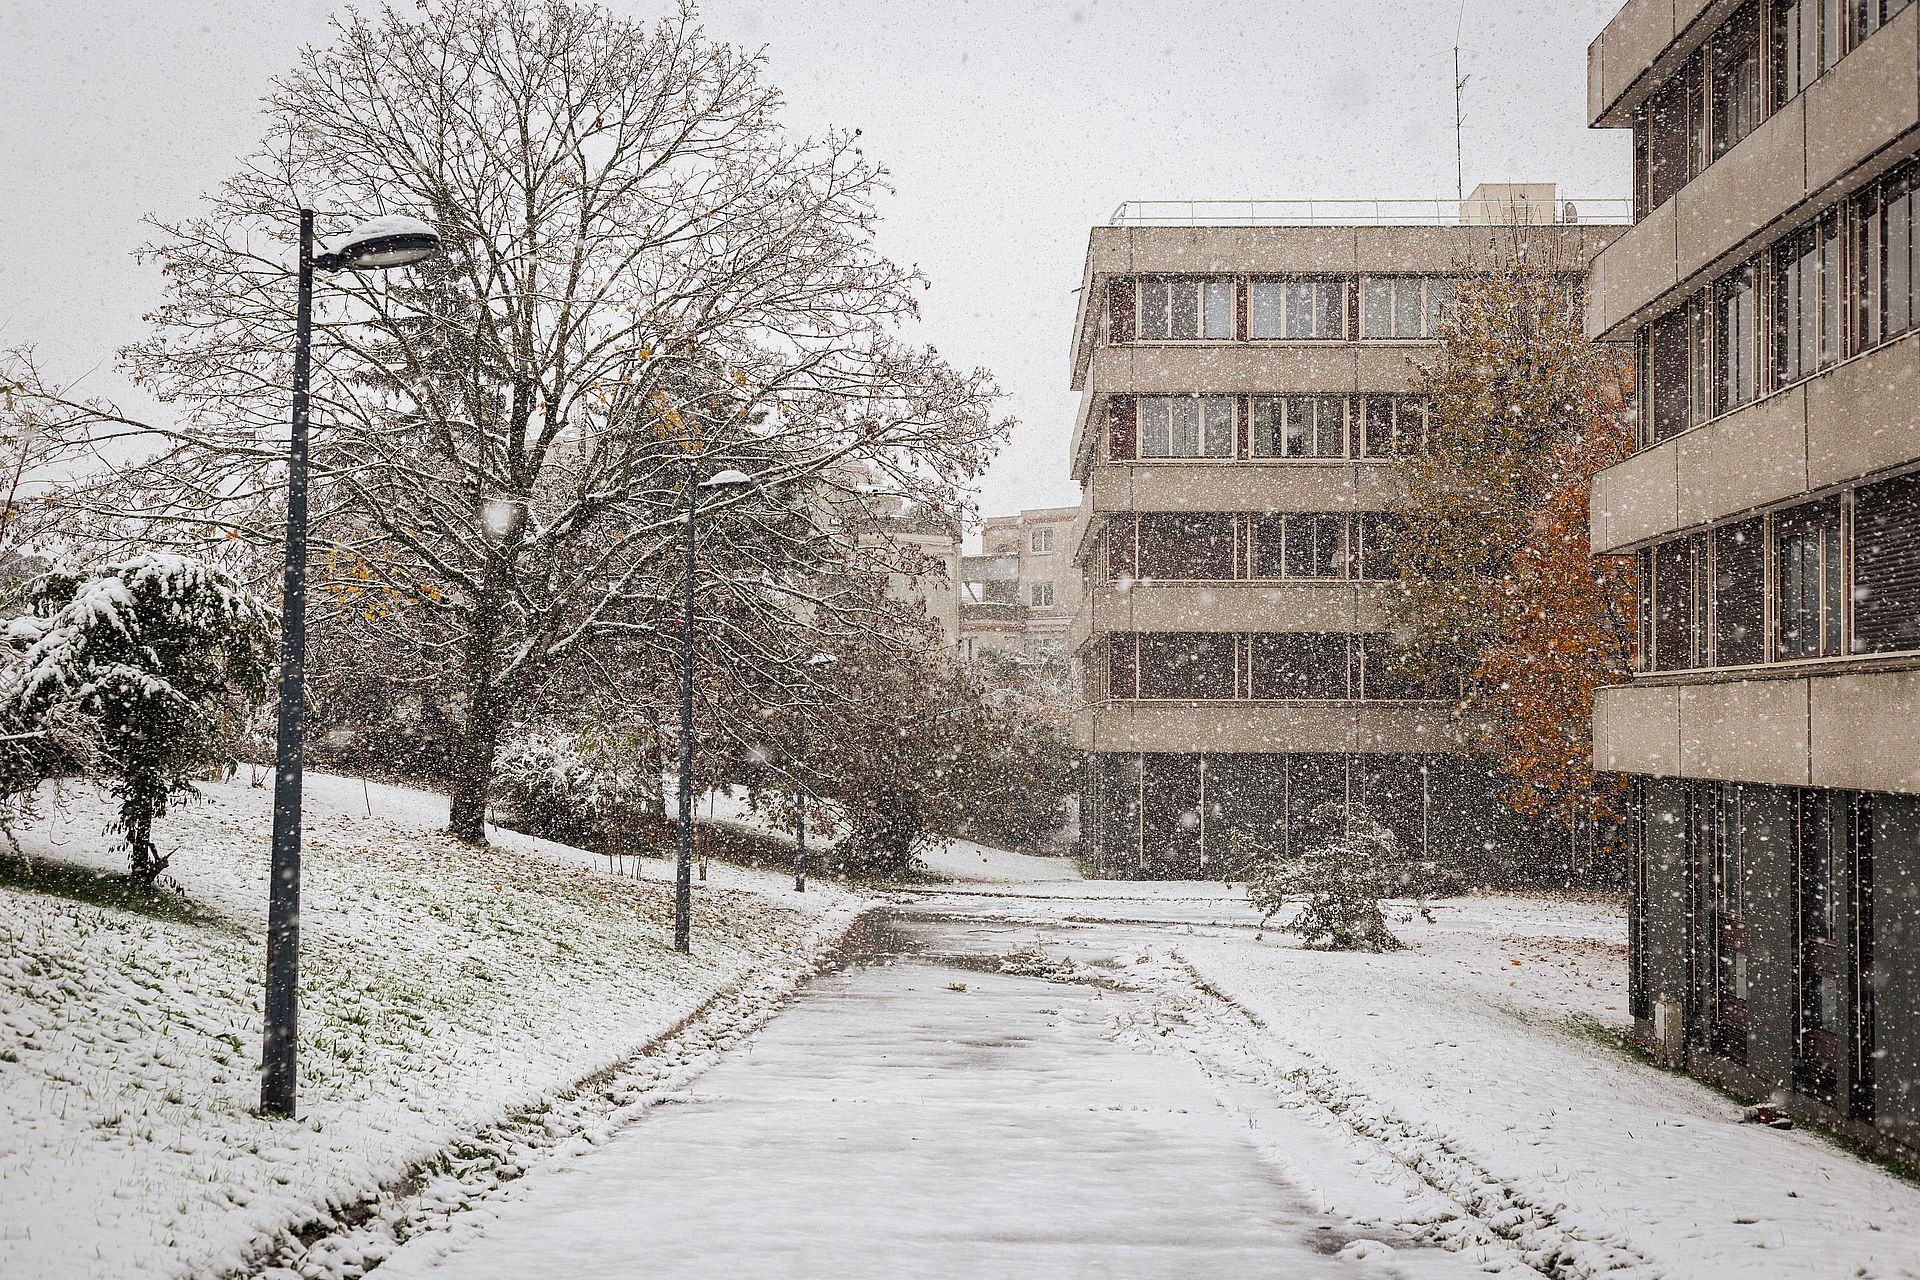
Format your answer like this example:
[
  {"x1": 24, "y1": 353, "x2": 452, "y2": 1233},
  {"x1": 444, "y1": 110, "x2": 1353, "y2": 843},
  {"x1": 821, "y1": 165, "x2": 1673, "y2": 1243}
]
[
  {"x1": 649, "y1": 775, "x2": 1081, "y2": 883},
  {"x1": 1172, "y1": 895, "x2": 1920, "y2": 1279},
  {"x1": 0, "y1": 774, "x2": 869, "y2": 1280}
]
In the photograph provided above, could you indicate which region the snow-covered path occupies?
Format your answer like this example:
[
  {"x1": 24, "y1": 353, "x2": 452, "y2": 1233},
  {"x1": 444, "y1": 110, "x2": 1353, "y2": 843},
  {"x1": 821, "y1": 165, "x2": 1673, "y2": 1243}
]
[{"x1": 375, "y1": 906, "x2": 1456, "y2": 1279}]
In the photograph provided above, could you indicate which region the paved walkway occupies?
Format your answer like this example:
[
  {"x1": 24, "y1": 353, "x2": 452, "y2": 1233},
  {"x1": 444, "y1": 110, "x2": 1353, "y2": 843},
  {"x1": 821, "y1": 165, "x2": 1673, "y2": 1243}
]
[{"x1": 378, "y1": 910, "x2": 1356, "y2": 1278}]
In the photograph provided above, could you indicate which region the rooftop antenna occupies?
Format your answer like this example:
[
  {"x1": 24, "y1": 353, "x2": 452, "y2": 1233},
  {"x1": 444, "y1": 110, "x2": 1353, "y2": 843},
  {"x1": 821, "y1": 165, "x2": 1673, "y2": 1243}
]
[{"x1": 1454, "y1": 0, "x2": 1472, "y2": 205}]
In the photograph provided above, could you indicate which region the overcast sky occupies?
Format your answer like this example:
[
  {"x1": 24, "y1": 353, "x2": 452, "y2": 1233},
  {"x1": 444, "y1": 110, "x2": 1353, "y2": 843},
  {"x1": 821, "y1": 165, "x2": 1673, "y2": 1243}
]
[{"x1": 0, "y1": 0, "x2": 1628, "y2": 526}]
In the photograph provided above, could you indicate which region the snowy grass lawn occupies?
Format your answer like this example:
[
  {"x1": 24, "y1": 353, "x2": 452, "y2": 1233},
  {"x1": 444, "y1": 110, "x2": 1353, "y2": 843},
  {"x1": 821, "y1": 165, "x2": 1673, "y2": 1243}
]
[
  {"x1": 0, "y1": 774, "x2": 866, "y2": 1280},
  {"x1": 1180, "y1": 895, "x2": 1920, "y2": 1279}
]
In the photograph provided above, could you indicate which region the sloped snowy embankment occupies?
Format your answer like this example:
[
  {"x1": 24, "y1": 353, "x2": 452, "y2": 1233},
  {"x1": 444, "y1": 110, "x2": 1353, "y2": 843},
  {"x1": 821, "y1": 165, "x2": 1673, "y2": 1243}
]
[{"x1": 0, "y1": 773, "x2": 867, "y2": 1280}]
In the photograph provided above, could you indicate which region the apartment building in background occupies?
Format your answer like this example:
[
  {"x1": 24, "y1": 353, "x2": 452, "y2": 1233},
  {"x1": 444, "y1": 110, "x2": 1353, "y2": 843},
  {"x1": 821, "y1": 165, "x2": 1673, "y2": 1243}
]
[
  {"x1": 959, "y1": 506, "x2": 1083, "y2": 659},
  {"x1": 1585, "y1": 0, "x2": 1920, "y2": 1161},
  {"x1": 1068, "y1": 188, "x2": 1623, "y2": 879}
]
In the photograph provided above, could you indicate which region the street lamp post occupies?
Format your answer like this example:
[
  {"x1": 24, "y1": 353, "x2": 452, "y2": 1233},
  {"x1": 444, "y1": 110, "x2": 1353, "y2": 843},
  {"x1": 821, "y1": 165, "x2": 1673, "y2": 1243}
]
[
  {"x1": 260, "y1": 210, "x2": 441, "y2": 1120},
  {"x1": 674, "y1": 465, "x2": 752, "y2": 953},
  {"x1": 793, "y1": 651, "x2": 837, "y2": 893}
]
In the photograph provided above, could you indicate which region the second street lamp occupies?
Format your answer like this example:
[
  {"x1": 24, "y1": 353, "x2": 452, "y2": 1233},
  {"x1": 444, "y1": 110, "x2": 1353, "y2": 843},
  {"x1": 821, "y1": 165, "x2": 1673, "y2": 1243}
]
[
  {"x1": 674, "y1": 465, "x2": 752, "y2": 953},
  {"x1": 793, "y1": 651, "x2": 837, "y2": 893},
  {"x1": 260, "y1": 209, "x2": 440, "y2": 1120}
]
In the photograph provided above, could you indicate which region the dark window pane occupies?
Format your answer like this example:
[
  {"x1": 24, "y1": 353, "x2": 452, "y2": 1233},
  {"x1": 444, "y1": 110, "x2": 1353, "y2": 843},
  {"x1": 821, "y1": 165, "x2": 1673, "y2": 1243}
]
[
  {"x1": 1168, "y1": 278, "x2": 1199, "y2": 339},
  {"x1": 1139, "y1": 633, "x2": 1237, "y2": 700},
  {"x1": 1250, "y1": 633, "x2": 1350, "y2": 700},
  {"x1": 1137, "y1": 513, "x2": 1236, "y2": 581},
  {"x1": 1854, "y1": 470, "x2": 1920, "y2": 653},
  {"x1": 1713, "y1": 518, "x2": 1765, "y2": 665}
]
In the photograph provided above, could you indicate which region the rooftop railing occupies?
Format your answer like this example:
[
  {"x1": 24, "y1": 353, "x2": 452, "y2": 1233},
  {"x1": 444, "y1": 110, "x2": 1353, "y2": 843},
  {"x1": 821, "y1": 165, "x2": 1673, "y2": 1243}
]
[{"x1": 1108, "y1": 198, "x2": 1633, "y2": 227}]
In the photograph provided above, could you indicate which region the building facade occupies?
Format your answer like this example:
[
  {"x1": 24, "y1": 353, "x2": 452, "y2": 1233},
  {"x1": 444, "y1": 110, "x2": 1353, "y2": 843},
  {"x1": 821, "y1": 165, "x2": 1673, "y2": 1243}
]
[
  {"x1": 1067, "y1": 197, "x2": 1621, "y2": 879},
  {"x1": 959, "y1": 506, "x2": 1084, "y2": 659},
  {"x1": 1585, "y1": 0, "x2": 1920, "y2": 1160}
]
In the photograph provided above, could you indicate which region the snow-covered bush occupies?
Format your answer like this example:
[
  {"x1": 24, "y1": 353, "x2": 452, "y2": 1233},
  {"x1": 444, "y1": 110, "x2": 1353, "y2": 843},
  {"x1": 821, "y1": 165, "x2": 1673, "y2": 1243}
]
[
  {"x1": 1246, "y1": 802, "x2": 1424, "y2": 952},
  {"x1": 493, "y1": 726, "x2": 655, "y2": 849},
  {"x1": 2, "y1": 554, "x2": 275, "y2": 884}
]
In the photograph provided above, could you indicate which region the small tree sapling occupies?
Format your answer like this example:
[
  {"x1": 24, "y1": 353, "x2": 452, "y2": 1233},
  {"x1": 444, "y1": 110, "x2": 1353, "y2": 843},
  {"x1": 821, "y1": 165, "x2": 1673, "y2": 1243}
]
[
  {"x1": 5, "y1": 554, "x2": 275, "y2": 885},
  {"x1": 1246, "y1": 802, "x2": 1426, "y2": 952}
]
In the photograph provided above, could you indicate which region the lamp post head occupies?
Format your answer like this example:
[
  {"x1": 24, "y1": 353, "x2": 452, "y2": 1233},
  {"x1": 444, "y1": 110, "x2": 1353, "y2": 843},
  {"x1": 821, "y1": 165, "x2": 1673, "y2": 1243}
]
[
  {"x1": 316, "y1": 214, "x2": 441, "y2": 272},
  {"x1": 700, "y1": 468, "x2": 752, "y2": 489}
]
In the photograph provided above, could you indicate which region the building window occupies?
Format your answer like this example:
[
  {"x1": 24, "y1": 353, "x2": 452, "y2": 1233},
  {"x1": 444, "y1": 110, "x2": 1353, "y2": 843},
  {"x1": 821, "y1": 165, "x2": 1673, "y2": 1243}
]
[
  {"x1": 1138, "y1": 395, "x2": 1234, "y2": 458},
  {"x1": 1360, "y1": 276, "x2": 1453, "y2": 339},
  {"x1": 1686, "y1": 55, "x2": 1710, "y2": 179},
  {"x1": 1851, "y1": 470, "x2": 1920, "y2": 653},
  {"x1": 1138, "y1": 276, "x2": 1233, "y2": 341},
  {"x1": 1251, "y1": 396, "x2": 1346, "y2": 459},
  {"x1": 1651, "y1": 534, "x2": 1707, "y2": 670},
  {"x1": 1137, "y1": 633, "x2": 1237, "y2": 700},
  {"x1": 1249, "y1": 633, "x2": 1350, "y2": 700},
  {"x1": 1030, "y1": 581, "x2": 1054, "y2": 608},
  {"x1": 1031, "y1": 527, "x2": 1054, "y2": 554},
  {"x1": 1775, "y1": 210, "x2": 1842, "y2": 384},
  {"x1": 1249, "y1": 278, "x2": 1346, "y2": 340},
  {"x1": 1777, "y1": 500, "x2": 1846, "y2": 658},
  {"x1": 1713, "y1": 518, "x2": 1766, "y2": 665},
  {"x1": 1774, "y1": 0, "x2": 1842, "y2": 102},
  {"x1": 1136, "y1": 512, "x2": 1236, "y2": 581},
  {"x1": 1708, "y1": 784, "x2": 1750, "y2": 1060},
  {"x1": 1857, "y1": 158, "x2": 1920, "y2": 350},
  {"x1": 1253, "y1": 513, "x2": 1347, "y2": 580},
  {"x1": 1360, "y1": 396, "x2": 1427, "y2": 457},
  {"x1": 1711, "y1": 4, "x2": 1762, "y2": 158},
  {"x1": 1797, "y1": 790, "x2": 1846, "y2": 1101},
  {"x1": 1714, "y1": 262, "x2": 1760, "y2": 413}
]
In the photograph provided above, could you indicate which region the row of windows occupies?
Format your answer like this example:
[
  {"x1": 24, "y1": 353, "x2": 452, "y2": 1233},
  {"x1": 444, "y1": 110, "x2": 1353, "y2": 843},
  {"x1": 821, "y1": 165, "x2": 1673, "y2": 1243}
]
[
  {"x1": 1638, "y1": 158, "x2": 1920, "y2": 444},
  {"x1": 1638, "y1": 468, "x2": 1920, "y2": 671},
  {"x1": 1113, "y1": 394, "x2": 1431, "y2": 461},
  {"x1": 1100, "y1": 511, "x2": 1403, "y2": 583},
  {"x1": 1109, "y1": 275, "x2": 1455, "y2": 344},
  {"x1": 1094, "y1": 631, "x2": 1429, "y2": 703},
  {"x1": 1634, "y1": 0, "x2": 1912, "y2": 217}
]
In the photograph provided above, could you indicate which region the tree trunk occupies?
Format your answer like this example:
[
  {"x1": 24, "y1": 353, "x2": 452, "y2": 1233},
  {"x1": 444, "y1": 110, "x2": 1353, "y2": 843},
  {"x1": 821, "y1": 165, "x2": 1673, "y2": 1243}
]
[
  {"x1": 446, "y1": 604, "x2": 513, "y2": 845},
  {"x1": 126, "y1": 802, "x2": 169, "y2": 888}
]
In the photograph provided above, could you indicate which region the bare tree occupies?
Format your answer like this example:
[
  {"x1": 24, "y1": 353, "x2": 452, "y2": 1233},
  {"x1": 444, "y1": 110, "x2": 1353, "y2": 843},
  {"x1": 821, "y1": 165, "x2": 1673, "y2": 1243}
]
[{"x1": 21, "y1": 0, "x2": 1004, "y2": 841}]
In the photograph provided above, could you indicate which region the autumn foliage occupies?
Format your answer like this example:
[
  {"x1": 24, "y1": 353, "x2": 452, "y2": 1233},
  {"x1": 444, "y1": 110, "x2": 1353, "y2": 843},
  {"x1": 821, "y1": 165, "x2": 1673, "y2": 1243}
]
[{"x1": 1385, "y1": 229, "x2": 1639, "y2": 838}]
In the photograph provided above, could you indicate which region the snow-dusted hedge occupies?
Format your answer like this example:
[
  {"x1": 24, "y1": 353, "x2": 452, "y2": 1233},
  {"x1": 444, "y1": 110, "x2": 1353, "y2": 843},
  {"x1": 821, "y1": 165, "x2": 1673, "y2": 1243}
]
[{"x1": 492, "y1": 726, "x2": 656, "y2": 848}]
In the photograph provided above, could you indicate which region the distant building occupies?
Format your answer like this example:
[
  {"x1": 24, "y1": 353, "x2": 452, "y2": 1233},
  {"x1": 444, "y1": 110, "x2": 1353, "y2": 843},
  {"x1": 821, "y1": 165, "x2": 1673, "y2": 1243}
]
[
  {"x1": 1067, "y1": 190, "x2": 1623, "y2": 880},
  {"x1": 958, "y1": 506, "x2": 1082, "y2": 659}
]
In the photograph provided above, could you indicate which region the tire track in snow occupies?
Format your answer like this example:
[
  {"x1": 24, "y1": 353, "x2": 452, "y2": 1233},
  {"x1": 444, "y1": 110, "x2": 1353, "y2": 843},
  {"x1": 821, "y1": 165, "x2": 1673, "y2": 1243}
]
[{"x1": 1129, "y1": 954, "x2": 1660, "y2": 1280}]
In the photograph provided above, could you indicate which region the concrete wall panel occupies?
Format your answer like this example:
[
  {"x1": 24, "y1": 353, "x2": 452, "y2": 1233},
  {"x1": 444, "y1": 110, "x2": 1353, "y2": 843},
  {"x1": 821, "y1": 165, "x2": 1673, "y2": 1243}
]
[
  {"x1": 1590, "y1": 443, "x2": 1680, "y2": 552},
  {"x1": 1809, "y1": 668, "x2": 1920, "y2": 792},
  {"x1": 1806, "y1": 330, "x2": 1920, "y2": 490},
  {"x1": 1675, "y1": 386, "x2": 1810, "y2": 527},
  {"x1": 1594, "y1": 682, "x2": 1684, "y2": 775},
  {"x1": 1674, "y1": 96, "x2": 1807, "y2": 282},
  {"x1": 1678, "y1": 679, "x2": 1811, "y2": 784}
]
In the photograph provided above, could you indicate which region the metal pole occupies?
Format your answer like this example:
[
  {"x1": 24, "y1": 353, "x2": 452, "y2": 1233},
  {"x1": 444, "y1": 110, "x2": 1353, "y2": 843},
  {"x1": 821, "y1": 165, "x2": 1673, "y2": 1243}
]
[
  {"x1": 793, "y1": 718, "x2": 808, "y2": 893},
  {"x1": 260, "y1": 209, "x2": 314, "y2": 1118},
  {"x1": 675, "y1": 466, "x2": 697, "y2": 953}
]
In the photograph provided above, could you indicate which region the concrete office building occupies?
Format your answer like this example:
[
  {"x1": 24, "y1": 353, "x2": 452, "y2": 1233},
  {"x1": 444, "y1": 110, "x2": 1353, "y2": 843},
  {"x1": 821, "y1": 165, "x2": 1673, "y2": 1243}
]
[
  {"x1": 1068, "y1": 189, "x2": 1622, "y2": 879},
  {"x1": 1585, "y1": 0, "x2": 1920, "y2": 1159}
]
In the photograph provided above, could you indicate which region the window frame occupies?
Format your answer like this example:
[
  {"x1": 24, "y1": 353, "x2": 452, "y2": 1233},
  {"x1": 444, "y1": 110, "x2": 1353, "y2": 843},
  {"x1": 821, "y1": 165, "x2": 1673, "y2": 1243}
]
[{"x1": 1248, "y1": 276, "x2": 1349, "y2": 341}]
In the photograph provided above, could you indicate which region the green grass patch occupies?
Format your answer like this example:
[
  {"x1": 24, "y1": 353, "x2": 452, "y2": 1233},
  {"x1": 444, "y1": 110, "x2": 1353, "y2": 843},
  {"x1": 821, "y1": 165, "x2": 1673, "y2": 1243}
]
[{"x1": 0, "y1": 847, "x2": 237, "y2": 932}]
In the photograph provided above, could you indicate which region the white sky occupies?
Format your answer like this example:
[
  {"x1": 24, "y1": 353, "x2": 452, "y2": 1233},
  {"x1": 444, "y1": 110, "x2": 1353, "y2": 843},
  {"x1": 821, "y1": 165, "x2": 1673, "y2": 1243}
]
[{"x1": 0, "y1": 0, "x2": 1629, "y2": 524}]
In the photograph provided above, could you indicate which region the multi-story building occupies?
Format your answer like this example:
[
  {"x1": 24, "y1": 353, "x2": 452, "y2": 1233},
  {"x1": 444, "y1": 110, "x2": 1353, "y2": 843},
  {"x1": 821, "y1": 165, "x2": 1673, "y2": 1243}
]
[
  {"x1": 1068, "y1": 190, "x2": 1623, "y2": 879},
  {"x1": 958, "y1": 506, "x2": 1083, "y2": 659},
  {"x1": 1584, "y1": 0, "x2": 1920, "y2": 1161}
]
